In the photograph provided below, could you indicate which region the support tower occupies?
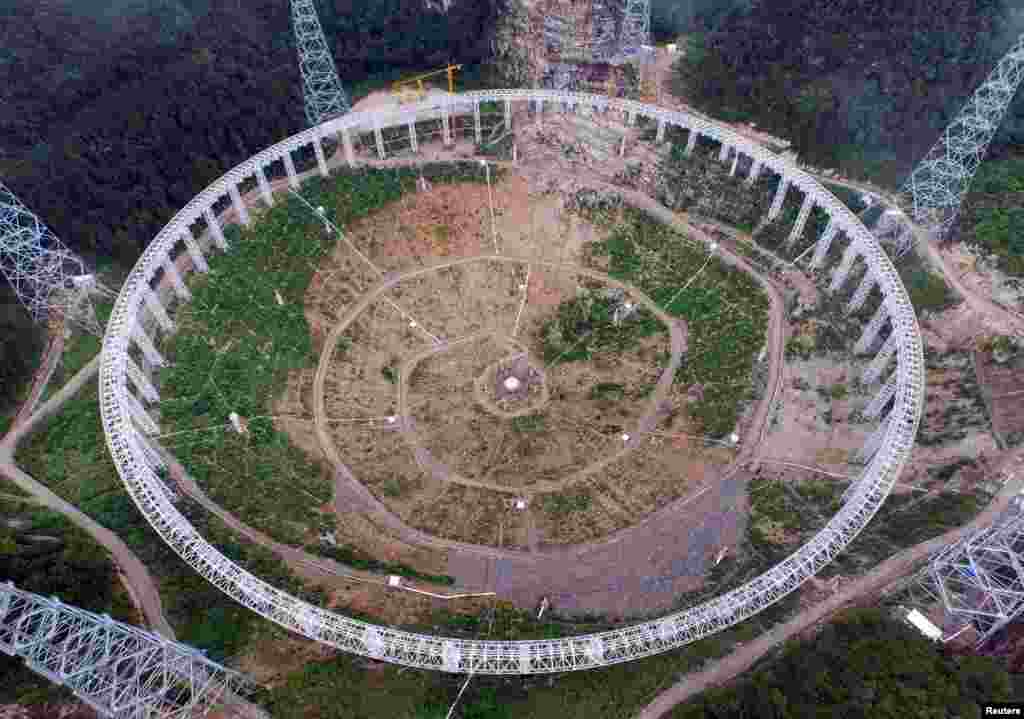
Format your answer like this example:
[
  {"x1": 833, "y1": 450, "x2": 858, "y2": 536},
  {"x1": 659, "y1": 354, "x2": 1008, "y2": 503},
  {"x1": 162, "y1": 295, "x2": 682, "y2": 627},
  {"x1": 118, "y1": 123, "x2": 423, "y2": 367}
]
[
  {"x1": 0, "y1": 180, "x2": 103, "y2": 334},
  {"x1": 291, "y1": 0, "x2": 351, "y2": 127},
  {"x1": 901, "y1": 33, "x2": 1024, "y2": 237},
  {"x1": 619, "y1": 0, "x2": 651, "y2": 53},
  {"x1": 917, "y1": 502, "x2": 1024, "y2": 647},
  {"x1": 0, "y1": 582, "x2": 255, "y2": 718}
]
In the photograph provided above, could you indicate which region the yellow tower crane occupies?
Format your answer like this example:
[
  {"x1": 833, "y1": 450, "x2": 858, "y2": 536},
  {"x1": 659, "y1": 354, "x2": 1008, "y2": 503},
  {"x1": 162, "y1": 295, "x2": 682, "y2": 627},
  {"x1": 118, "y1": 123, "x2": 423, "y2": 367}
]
[{"x1": 393, "y1": 64, "x2": 463, "y2": 104}]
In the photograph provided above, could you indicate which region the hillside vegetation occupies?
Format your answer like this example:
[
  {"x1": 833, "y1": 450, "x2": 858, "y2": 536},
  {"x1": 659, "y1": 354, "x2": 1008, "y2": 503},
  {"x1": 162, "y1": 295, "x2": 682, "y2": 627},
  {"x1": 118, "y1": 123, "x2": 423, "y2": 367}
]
[{"x1": 671, "y1": 0, "x2": 1024, "y2": 186}]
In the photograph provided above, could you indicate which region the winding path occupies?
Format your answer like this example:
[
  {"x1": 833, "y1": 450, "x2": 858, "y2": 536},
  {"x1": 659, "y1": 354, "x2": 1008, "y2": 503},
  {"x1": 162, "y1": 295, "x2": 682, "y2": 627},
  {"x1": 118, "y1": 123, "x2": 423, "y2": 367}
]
[{"x1": 0, "y1": 356, "x2": 176, "y2": 639}]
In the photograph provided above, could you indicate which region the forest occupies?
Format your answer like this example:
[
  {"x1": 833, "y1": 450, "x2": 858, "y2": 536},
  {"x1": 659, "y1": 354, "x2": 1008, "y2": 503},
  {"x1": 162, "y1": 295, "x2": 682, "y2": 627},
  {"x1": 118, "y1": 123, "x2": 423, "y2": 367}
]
[
  {"x1": 0, "y1": 0, "x2": 501, "y2": 407},
  {"x1": 670, "y1": 0, "x2": 1024, "y2": 185},
  {"x1": 670, "y1": 608, "x2": 1023, "y2": 718}
]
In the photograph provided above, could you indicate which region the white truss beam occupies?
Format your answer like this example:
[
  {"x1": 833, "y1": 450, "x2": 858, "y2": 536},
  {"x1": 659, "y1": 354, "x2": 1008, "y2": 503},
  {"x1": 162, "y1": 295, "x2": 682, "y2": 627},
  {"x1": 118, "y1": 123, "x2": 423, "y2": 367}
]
[
  {"x1": 854, "y1": 304, "x2": 889, "y2": 355},
  {"x1": 291, "y1": 0, "x2": 350, "y2": 127},
  {"x1": 918, "y1": 509, "x2": 1024, "y2": 647},
  {"x1": 0, "y1": 181, "x2": 103, "y2": 334},
  {"x1": 864, "y1": 374, "x2": 897, "y2": 420},
  {"x1": 902, "y1": 33, "x2": 1024, "y2": 236},
  {"x1": 0, "y1": 583, "x2": 254, "y2": 719}
]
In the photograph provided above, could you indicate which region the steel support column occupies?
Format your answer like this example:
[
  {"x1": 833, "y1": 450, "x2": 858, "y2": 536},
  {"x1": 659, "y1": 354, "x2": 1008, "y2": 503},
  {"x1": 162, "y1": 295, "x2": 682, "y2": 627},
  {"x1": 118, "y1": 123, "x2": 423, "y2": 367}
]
[
  {"x1": 408, "y1": 122, "x2": 419, "y2": 154},
  {"x1": 864, "y1": 374, "x2": 898, "y2": 419},
  {"x1": 228, "y1": 184, "x2": 250, "y2": 227},
  {"x1": 809, "y1": 220, "x2": 838, "y2": 270},
  {"x1": 283, "y1": 151, "x2": 299, "y2": 190},
  {"x1": 474, "y1": 102, "x2": 483, "y2": 145},
  {"x1": 862, "y1": 332, "x2": 898, "y2": 385},
  {"x1": 785, "y1": 194, "x2": 814, "y2": 248},
  {"x1": 745, "y1": 159, "x2": 762, "y2": 186},
  {"x1": 203, "y1": 208, "x2": 228, "y2": 250},
  {"x1": 374, "y1": 125, "x2": 386, "y2": 160},
  {"x1": 182, "y1": 232, "x2": 209, "y2": 274},
  {"x1": 847, "y1": 271, "x2": 876, "y2": 314},
  {"x1": 133, "y1": 321, "x2": 164, "y2": 368},
  {"x1": 829, "y1": 242, "x2": 860, "y2": 293},
  {"x1": 143, "y1": 287, "x2": 173, "y2": 334},
  {"x1": 126, "y1": 356, "x2": 159, "y2": 404},
  {"x1": 684, "y1": 129, "x2": 698, "y2": 157},
  {"x1": 854, "y1": 304, "x2": 889, "y2": 355},
  {"x1": 312, "y1": 136, "x2": 328, "y2": 177},
  {"x1": 341, "y1": 128, "x2": 356, "y2": 167},
  {"x1": 767, "y1": 178, "x2": 789, "y2": 222},
  {"x1": 255, "y1": 165, "x2": 274, "y2": 208},
  {"x1": 161, "y1": 256, "x2": 190, "y2": 302}
]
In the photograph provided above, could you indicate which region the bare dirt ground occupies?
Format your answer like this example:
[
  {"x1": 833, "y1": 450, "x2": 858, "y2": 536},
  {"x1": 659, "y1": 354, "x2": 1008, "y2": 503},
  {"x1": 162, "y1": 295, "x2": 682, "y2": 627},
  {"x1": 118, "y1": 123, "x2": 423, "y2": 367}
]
[{"x1": 287, "y1": 169, "x2": 733, "y2": 562}]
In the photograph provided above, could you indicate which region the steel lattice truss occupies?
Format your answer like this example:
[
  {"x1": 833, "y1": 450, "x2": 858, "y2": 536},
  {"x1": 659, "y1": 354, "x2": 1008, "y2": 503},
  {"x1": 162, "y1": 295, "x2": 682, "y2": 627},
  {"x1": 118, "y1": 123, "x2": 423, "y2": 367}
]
[
  {"x1": 901, "y1": 33, "x2": 1024, "y2": 237},
  {"x1": 99, "y1": 90, "x2": 925, "y2": 675},
  {"x1": 0, "y1": 583, "x2": 254, "y2": 718},
  {"x1": 0, "y1": 180, "x2": 102, "y2": 334},
  {"x1": 619, "y1": 0, "x2": 650, "y2": 53},
  {"x1": 544, "y1": 0, "x2": 649, "y2": 63},
  {"x1": 291, "y1": 0, "x2": 350, "y2": 127},
  {"x1": 918, "y1": 505, "x2": 1024, "y2": 647}
]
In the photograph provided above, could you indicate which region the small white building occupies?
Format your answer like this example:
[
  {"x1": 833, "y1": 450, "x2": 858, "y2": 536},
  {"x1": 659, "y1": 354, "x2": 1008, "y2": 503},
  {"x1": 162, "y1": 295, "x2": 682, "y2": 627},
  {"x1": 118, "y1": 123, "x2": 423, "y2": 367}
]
[{"x1": 903, "y1": 608, "x2": 942, "y2": 641}]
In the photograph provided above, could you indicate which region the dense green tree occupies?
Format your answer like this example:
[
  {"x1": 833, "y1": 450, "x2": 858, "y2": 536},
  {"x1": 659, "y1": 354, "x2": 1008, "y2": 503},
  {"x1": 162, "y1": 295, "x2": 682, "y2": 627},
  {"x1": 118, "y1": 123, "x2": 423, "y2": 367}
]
[{"x1": 669, "y1": 609, "x2": 1015, "y2": 718}]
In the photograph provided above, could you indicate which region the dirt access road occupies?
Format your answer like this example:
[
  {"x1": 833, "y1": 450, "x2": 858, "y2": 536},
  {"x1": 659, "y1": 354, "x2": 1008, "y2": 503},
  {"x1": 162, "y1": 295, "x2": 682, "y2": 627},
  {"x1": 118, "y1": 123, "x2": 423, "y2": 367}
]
[
  {"x1": 0, "y1": 356, "x2": 176, "y2": 639},
  {"x1": 635, "y1": 459, "x2": 1024, "y2": 719}
]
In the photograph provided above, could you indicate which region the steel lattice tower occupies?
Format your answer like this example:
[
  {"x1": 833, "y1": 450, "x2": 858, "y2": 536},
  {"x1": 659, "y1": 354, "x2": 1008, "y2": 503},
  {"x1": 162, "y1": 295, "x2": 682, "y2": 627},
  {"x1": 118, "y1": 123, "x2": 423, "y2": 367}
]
[
  {"x1": 0, "y1": 583, "x2": 256, "y2": 718},
  {"x1": 917, "y1": 501, "x2": 1024, "y2": 648},
  {"x1": 0, "y1": 180, "x2": 104, "y2": 335},
  {"x1": 901, "y1": 33, "x2": 1024, "y2": 237},
  {"x1": 291, "y1": 0, "x2": 351, "y2": 127},
  {"x1": 619, "y1": 0, "x2": 651, "y2": 53}
]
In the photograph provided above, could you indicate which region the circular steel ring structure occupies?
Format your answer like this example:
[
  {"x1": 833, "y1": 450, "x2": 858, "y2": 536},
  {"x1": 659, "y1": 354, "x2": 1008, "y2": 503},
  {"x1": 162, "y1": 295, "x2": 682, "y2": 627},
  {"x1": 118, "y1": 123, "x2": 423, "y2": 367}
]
[{"x1": 99, "y1": 90, "x2": 925, "y2": 674}]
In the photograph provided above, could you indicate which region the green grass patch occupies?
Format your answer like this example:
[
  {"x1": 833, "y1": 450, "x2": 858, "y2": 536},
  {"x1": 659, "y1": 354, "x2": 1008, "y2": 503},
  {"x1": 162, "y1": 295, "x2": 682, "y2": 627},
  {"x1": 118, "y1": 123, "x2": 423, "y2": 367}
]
[
  {"x1": 511, "y1": 413, "x2": 546, "y2": 433},
  {"x1": 588, "y1": 382, "x2": 627, "y2": 401},
  {"x1": 539, "y1": 490, "x2": 592, "y2": 517},
  {"x1": 574, "y1": 206, "x2": 769, "y2": 437},
  {"x1": 307, "y1": 542, "x2": 455, "y2": 586}
]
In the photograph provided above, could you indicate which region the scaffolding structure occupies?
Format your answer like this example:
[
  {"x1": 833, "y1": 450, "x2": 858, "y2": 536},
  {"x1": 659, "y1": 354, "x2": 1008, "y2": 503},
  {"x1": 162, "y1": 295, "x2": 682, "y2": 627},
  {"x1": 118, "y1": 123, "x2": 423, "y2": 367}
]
[
  {"x1": 0, "y1": 180, "x2": 104, "y2": 335},
  {"x1": 901, "y1": 33, "x2": 1024, "y2": 237},
  {"x1": 291, "y1": 0, "x2": 350, "y2": 127},
  {"x1": 0, "y1": 582, "x2": 255, "y2": 718},
  {"x1": 917, "y1": 500, "x2": 1024, "y2": 648},
  {"x1": 619, "y1": 0, "x2": 651, "y2": 54},
  {"x1": 543, "y1": 0, "x2": 649, "y2": 64}
]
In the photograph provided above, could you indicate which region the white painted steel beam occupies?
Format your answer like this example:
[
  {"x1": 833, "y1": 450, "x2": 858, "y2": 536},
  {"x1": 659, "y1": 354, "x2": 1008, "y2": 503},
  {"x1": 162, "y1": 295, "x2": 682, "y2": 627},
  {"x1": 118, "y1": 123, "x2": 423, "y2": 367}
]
[
  {"x1": 854, "y1": 304, "x2": 889, "y2": 355},
  {"x1": 228, "y1": 184, "x2": 250, "y2": 227},
  {"x1": 161, "y1": 256, "x2": 190, "y2": 302}
]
